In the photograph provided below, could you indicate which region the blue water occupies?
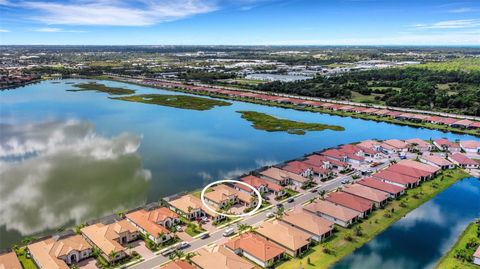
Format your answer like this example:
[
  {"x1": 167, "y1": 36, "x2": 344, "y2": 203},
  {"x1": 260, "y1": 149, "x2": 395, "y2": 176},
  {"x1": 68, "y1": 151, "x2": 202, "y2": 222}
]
[
  {"x1": 0, "y1": 79, "x2": 478, "y2": 248},
  {"x1": 332, "y1": 177, "x2": 480, "y2": 269}
]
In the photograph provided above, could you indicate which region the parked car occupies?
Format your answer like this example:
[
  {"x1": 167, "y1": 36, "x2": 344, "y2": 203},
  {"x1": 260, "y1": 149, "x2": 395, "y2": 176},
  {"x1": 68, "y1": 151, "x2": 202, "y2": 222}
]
[
  {"x1": 161, "y1": 246, "x2": 176, "y2": 256},
  {"x1": 223, "y1": 227, "x2": 235, "y2": 237},
  {"x1": 201, "y1": 216, "x2": 209, "y2": 222},
  {"x1": 310, "y1": 188, "x2": 318, "y2": 193},
  {"x1": 175, "y1": 225, "x2": 183, "y2": 232},
  {"x1": 266, "y1": 212, "x2": 275, "y2": 218},
  {"x1": 200, "y1": 233, "x2": 210, "y2": 239},
  {"x1": 287, "y1": 198, "x2": 295, "y2": 203},
  {"x1": 276, "y1": 203, "x2": 283, "y2": 208}
]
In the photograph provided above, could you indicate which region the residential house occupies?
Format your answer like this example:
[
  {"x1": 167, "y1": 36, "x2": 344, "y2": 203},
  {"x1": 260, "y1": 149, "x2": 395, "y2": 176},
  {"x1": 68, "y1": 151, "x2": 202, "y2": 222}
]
[
  {"x1": 280, "y1": 207, "x2": 334, "y2": 242},
  {"x1": 237, "y1": 175, "x2": 285, "y2": 197},
  {"x1": 322, "y1": 148, "x2": 364, "y2": 164},
  {"x1": 420, "y1": 154, "x2": 454, "y2": 170},
  {"x1": 28, "y1": 233, "x2": 93, "y2": 269},
  {"x1": 204, "y1": 184, "x2": 256, "y2": 209},
  {"x1": 304, "y1": 154, "x2": 350, "y2": 172},
  {"x1": 450, "y1": 119, "x2": 474, "y2": 129},
  {"x1": 387, "y1": 163, "x2": 434, "y2": 181},
  {"x1": 255, "y1": 220, "x2": 312, "y2": 257},
  {"x1": 433, "y1": 138, "x2": 461, "y2": 152},
  {"x1": 126, "y1": 207, "x2": 179, "y2": 244},
  {"x1": 405, "y1": 138, "x2": 433, "y2": 152},
  {"x1": 168, "y1": 194, "x2": 225, "y2": 222},
  {"x1": 373, "y1": 169, "x2": 420, "y2": 188},
  {"x1": 342, "y1": 184, "x2": 389, "y2": 208},
  {"x1": 325, "y1": 192, "x2": 373, "y2": 218},
  {"x1": 225, "y1": 232, "x2": 285, "y2": 267},
  {"x1": 448, "y1": 153, "x2": 479, "y2": 169},
  {"x1": 382, "y1": 139, "x2": 409, "y2": 152},
  {"x1": 81, "y1": 219, "x2": 139, "y2": 263},
  {"x1": 162, "y1": 260, "x2": 196, "y2": 269},
  {"x1": 282, "y1": 160, "x2": 330, "y2": 181},
  {"x1": 0, "y1": 250, "x2": 22, "y2": 269},
  {"x1": 460, "y1": 140, "x2": 480, "y2": 153},
  {"x1": 357, "y1": 140, "x2": 382, "y2": 152},
  {"x1": 397, "y1": 159, "x2": 440, "y2": 179},
  {"x1": 191, "y1": 246, "x2": 255, "y2": 269},
  {"x1": 357, "y1": 177, "x2": 405, "y2": 199},
  {"x1": 304, "y1": 200, "x2": 360, "y2": 228},
  {"x1": 474, "y1": 246, "x2": 480, "y2": 266},
  {"x1": 260, "y1": 167, "x2": 307, "y2": 188}
]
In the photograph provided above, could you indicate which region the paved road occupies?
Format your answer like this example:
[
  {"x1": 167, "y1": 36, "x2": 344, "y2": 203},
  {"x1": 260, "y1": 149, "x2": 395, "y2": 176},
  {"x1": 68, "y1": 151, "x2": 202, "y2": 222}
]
[{"x1": 130, "y1": 176, "x2": 348, "y2": 269}]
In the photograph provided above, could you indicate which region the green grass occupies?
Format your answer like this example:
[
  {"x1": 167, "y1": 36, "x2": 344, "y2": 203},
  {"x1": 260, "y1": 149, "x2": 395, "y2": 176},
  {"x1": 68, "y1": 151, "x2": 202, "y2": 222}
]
[
  {"x1": 278, "y1": 169, "x2": 470, "y2": 269},
  {"x1": 111, "y1": 94, "x2": 231, "y2": 111},
  {"x1": 435, "y1": 222, "x2": 480, "y2": 269},
  {"x1": 16, "y1": 247, "x2": 39, "y2": 269},
  {"x1": 69, "y1": 82, "x2": 135, "y2": 95},
  {"x1": 417, "y1": 58, "x2": 480, "y2": 72},
  {"x1": 237, "y1": 111, "x2": 345, "y2": 135}
]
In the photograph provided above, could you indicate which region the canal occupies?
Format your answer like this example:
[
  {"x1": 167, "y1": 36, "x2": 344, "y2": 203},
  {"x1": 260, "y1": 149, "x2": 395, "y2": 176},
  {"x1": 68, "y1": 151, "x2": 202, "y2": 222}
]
[
  {"x1": 332, "y1": 177, "x2": 480, "y2": 269},
  {"x1": 0, "y1": 79, "x2": 478, "y2": 249}
]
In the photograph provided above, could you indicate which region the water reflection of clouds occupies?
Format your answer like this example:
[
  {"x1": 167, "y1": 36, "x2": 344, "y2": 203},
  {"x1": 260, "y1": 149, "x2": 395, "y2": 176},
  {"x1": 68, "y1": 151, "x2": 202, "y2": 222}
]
[
  {"x1": 0, "y1": 120, "x2": 150, "y2": 236},
  {"x1": 395, "y1": 202, "x2": 446, "y2": 230}
]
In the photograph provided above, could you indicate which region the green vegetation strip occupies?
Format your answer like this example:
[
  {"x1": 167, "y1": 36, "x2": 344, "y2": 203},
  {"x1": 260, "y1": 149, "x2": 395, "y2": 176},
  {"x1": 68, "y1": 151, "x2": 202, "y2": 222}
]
[
  {"x1": 237, "y1": 111, "x2": 344, "y2": 135},
  {"x1": 435, "y1": 221, "x2": 480, "y2": 269},
  {"x1": 279, "y1": 169, "x2": 470, "y2": 269},
  {"x1": 110, "y1": 94, "x2": 231, "y2": 111},
  {"x1": 15, "y1": 247, "x2": 38, "y2": 269},
  {"x1": 70, "y1": 82, "x2": 135, "y2": 95}
]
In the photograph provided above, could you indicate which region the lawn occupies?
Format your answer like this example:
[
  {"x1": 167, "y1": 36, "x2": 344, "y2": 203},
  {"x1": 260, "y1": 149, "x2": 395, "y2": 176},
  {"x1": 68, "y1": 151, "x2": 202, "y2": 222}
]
[
  {"x1": 435, "y1": 221, "x2": 480, "y2": 269},
  {"x1": 278, "y1": 169, "x2": 470, "y2": 269},
  {"x1": 237, "y1": 111, "x2": 345, "y2": 135},
  {"x1": 351, "y1": 91, "x2": 385, "y2": 105},
  {"x1": 69, "y1": 82, "x2": 135, "y2": 95},
  {"x1": 418, "y1": 58, "x2": 480, "y2": 72},
  {"x1": 111, "y1": 94, "x2": 231, "y2": 111},
  {"x1": 16, "y1": 247, "x2": 38, "y2": 269}
]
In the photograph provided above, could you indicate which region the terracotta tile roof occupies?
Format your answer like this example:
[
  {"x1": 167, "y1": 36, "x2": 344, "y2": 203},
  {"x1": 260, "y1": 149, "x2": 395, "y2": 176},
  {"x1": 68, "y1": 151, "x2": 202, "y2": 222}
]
[
  {"x1": 434, "y1": 138, "x2": 460, "y2": 149},
  {"x1": 205, "y1": 184, "x2": 243, "y2": 204},
  {"x1": 405, "y1": 138, "x2": 430, "y2": 149},
  {"x1": 357, "y1": 177, "x2": 405, "y2": 195},
  {"x1": 450, "y1": 153, "x2": 478, "y2": 165},
  {"x1": 420, "y1": 154, "x2": 453, "y2": 167},
  {"x1": 169, "y1": 194, "x2": 217, "y2": 217},
  {"x1": 304, "y1": 154, "x2": 348, "y2": 168},
  {"x1": 81, "y1": 220, "x2": 137, "y2": 256},
  {"x1": 225, "y1": 232, "x2": 285, "y2": 262},
  {"x1": 397, "y1": 160, "x2": 440, "y2": 174},
  {"x1": 260, "y1": 167, "x2": 307, "y2": 184},
  {"x1": 162, "y1": 260, "x2": 196, "y2": 269},
  {"x1": 238, "y1": 175, "x2": 283, "y2": 192},
  {"x1": 383, "y1": 139, "x2": 409, "y2": 149},
  {"x1": 325, "y1": 192, "x2": 373, "y2": 213},
  {"x1": 342, "y1": 184, "x2": 389, "y2": 203},
  {"x1": 256, "y1": 220, "x2": 311, "y2": 252},
  {"x1": 281, "y1": 207, "x2": 334, "y2": 236},
  {"x1": 373, "y1": 169, "x2": 420, "y2": 184},
  {"x1": 0, "y1": 251, "x2": 22, "y2": 269},
  {"x1": 126, "y1": 208, "x2": 175, "y2": 237},
  {"x1": 385, "y1": 164, "x2": 431, "y2": 179},
  {"x1": 192, "y1": 246, "x2": 255, "y2": 269},
  {"x1": 283, "y1": 160, "x2": 329, "y2": 175},
  {"x1": 460, "y1": 140, "x2": 480, "y2": 149},
  {"x1": 452, "y1": 119, "x2": 474, "y2": 127},
  {"x1": 436, "y1": 117, "x2": 457, "y2": 125},
  {"x1": 356, "y1": 140, "x2": 381, "y2": 150},
  {"x1": 304, "y1": 200, "x2": 360, "y2": 222},
  {"x1": 28, "y1": 235, "x2": 91, "y2": 269}
]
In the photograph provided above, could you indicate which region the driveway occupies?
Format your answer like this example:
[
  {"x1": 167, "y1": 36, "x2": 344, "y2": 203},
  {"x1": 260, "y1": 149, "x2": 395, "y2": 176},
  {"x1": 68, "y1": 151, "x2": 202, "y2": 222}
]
[
  {"x1": 130, "y1": 240, "x2": 155, "y2": 260},
  {"x1": 77, "y1": 258, "x2": 99, "y2": 269}
]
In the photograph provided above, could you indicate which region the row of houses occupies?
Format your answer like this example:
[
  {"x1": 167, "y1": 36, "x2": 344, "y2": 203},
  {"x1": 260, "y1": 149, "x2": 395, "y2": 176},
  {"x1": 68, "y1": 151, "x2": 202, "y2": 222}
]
[{"x1": 137, "y1": 78, "x2": 480, "y2": 131}]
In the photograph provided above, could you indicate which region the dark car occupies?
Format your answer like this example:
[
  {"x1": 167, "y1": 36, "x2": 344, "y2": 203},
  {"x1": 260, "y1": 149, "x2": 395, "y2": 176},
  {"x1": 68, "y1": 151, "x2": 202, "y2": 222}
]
[
  {"x1": 200, "y1": 233, "x2": 210, "y2": 239},
  {"x1": 276, "y1": 203, "x2": 283, "y2": 208},
  {"x1": 287, "y1": 198, "x2": 295, "y2": 203}
]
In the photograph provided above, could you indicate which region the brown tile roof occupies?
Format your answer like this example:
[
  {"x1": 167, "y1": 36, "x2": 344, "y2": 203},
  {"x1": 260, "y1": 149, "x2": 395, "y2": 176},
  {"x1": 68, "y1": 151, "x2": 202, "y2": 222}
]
[
  {"x1": 283, "y1": 160, "x2": 329, "y2": 175},
  {"x1": 205, "y1": 184, "x2": 242, "y2": 204},
  {"x1": 405, "y1": 138, "x2": 430, "y2": 149},
  {"x1": 162, "y1": 260, "x2": 196, "y2": 269},
  {"x1": 0, "y1": 251, "x2": 22, "y2": 269},
  {"x1": 225, "y1": 232, "x2": 285, "y2": 262},
  {"x1": 325, "y1": 192, "x2": 373, "y2": 213},
  {"x1": 386, "y1": 164, "x2": 431, "y2": 179},
  {"x1": 169, "y1": 194, "x2": 219, "y2": 217},
  {"x1": 28, "y1": 235, "x2": 91, "y2": 269},
  {"x1": 260, "y1": 167, "x2": 307, "y2": 184},
  {"x1": 373, "y1": 169, "x2": 420, "y2": 184},
  {"x1": 256, "y1": 220, "x2": 311, "y2": 252},
  {"x1": 434, "y1": 138, "x2": 460, "y2": 149},
  {"x1": 342, "y1": 184, "x2": 389, "y2": 203},
  {"x1": 450, "y1": 153, "x2": 478, "y2": 165},
  {"x1": 238, "y1": 175, "x2": 283, "y2": 192},
  {"x1": 281, "y1": 207, "x2": 333, "y2": 236},
  {"x1": 304, "y1": 200, "x2": 359, "y2": 222},
  {"x1": 397, "y1": 159, "x2": 440, "y2": 174},
  {"x1": 357, "y1": 177, "x2": 405, "y2": 195},
  {"x1": 126, "y1": 208, "x2": 175, "y2": 237},
  {"x1": 420, "y1": 154, "x2": 453, "y2": 167},
  {"x1": 81, "y1": 219, "x2": 137, "y2": 256},
  {"x1": 192, "y1": 246, "x2": 255, "y2": 269},
  {"x1": 383, "y1": 139, "x2": 409, "y2": 149}
]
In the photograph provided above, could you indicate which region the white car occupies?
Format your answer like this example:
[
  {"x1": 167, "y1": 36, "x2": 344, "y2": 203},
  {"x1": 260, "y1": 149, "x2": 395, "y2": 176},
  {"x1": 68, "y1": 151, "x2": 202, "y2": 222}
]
[
  {"x1": 223, "y1": 227, "x2": 235, "y2": 237},
  {"x1": 177, "y1": 242, "x2": 189, "y2": 249},
  {"x1": 266, "y1": 212, "x2": 275, "y2": 218}
]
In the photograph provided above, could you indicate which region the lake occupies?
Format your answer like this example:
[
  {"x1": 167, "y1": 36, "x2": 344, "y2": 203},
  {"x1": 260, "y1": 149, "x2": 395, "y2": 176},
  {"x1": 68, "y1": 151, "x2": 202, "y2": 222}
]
[
  {"x1": 332, "y1": 177, "x2": 480, "y2": 269},
  {"x1": 0, "y1": 79, "x2": 477, "y2": 249}
]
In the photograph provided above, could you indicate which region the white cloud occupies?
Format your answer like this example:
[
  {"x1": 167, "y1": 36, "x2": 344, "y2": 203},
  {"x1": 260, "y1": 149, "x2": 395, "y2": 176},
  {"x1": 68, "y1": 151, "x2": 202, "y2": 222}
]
[
  {"x1": 33, "y1": 27, "x2": 86, "y2": 33},
  {"x1": 413, "y1": 19, "x2": 480, "y2": 29},
  {"x1": 0, "y1": 120, "x2": 150, "y2": 235},
  {"x1": 449, "y1": 7, "x2": 475, "y2": 13},
  {"x1": 0, "y1": 29, "x2": 10, "y2": 32},
  {"x1": 23, "y1": 0, "x2": 218, "y2": 26}
]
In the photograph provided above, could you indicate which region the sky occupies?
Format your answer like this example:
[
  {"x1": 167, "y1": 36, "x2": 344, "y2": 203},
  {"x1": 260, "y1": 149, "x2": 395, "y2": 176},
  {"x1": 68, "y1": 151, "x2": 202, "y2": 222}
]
[{"x1": 0, "y1": 0, "x2": 479, "y2": 45}]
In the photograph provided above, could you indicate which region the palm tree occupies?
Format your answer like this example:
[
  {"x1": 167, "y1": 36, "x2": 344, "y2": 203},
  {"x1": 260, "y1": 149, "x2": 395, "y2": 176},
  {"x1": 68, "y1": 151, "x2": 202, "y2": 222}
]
[
  {"x1": 319, "y1": 190, "x2": 327, "y2": 200},
  {"x1": 185, "y1": 252, "x2": 195, "y2": 263},
  {"x1": 108, "y1": 250, "x2": 118, "y2": 263},
  {"x1": 354, "y1": 225, "x2": 363, "y2": 236},
  {"x1": 237, "y1": 223, "x2": 252, "y2": 232}
]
